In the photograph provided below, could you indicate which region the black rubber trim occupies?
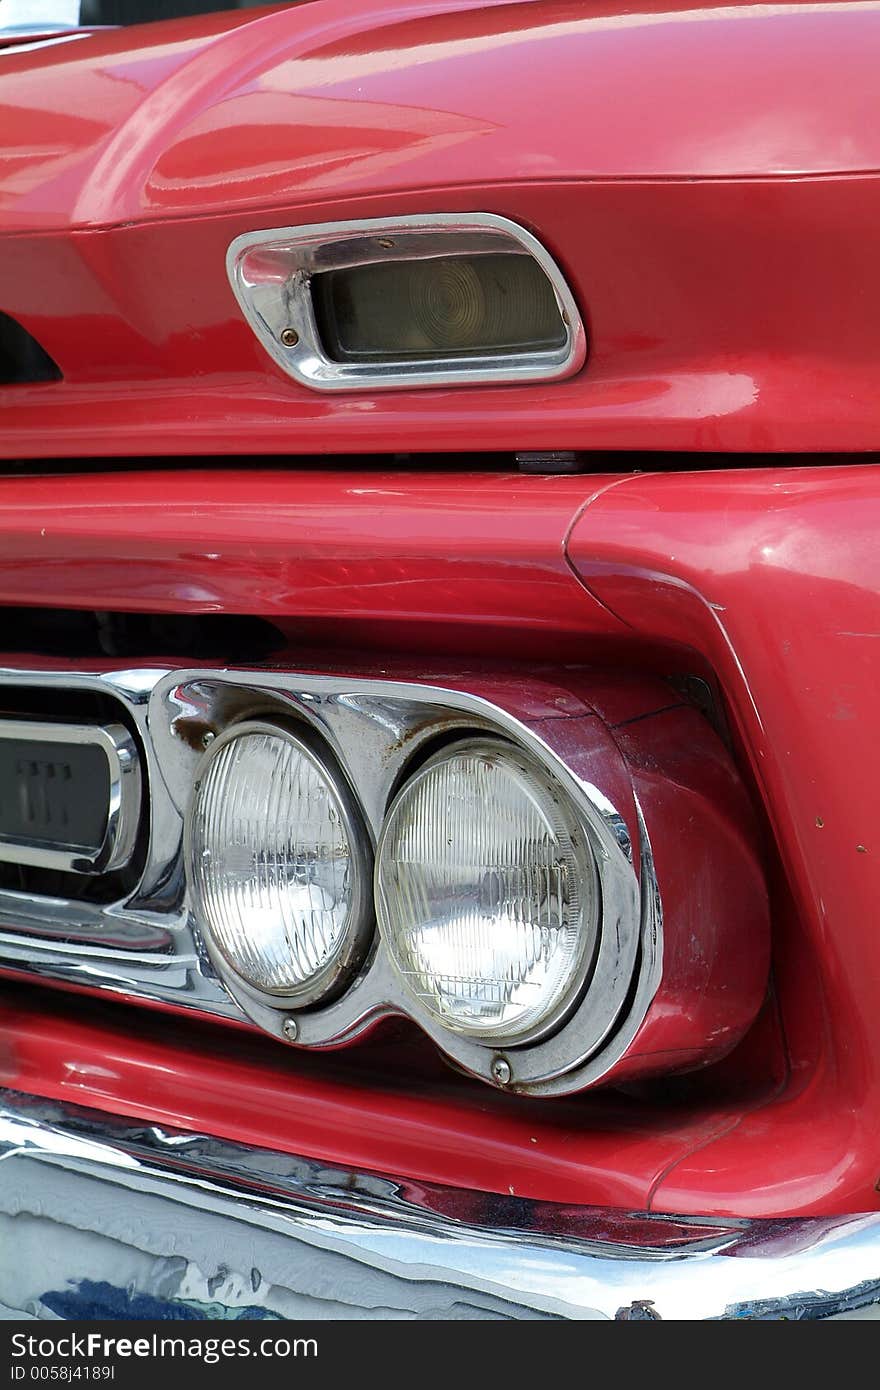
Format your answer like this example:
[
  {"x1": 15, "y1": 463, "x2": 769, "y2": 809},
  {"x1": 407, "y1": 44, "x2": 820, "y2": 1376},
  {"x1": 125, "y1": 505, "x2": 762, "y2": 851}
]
[{"x1": 0, "y1": 313, "x2": 62, "y2": 386}]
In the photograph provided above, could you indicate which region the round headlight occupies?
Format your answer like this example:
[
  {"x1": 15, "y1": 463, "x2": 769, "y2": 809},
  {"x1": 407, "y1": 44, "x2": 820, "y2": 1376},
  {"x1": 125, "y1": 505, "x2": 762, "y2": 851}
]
[
  {"x1": 186, "y1": 721, "x2": 372, "y2": 1008},
  {"x1": 375, "y1": 738, "x2": 599, "y2": 1043}
]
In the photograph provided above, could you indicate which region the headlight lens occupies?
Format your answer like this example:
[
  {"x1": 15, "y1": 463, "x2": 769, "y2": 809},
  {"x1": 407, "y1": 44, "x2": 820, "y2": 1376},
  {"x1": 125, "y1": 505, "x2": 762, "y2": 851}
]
[
  {"x1": 376, "y1": 738, "x2": 599, "y2": 1042},
  {"x1": 187, "y1": 722, "x2": 371, "y2": 1006}
]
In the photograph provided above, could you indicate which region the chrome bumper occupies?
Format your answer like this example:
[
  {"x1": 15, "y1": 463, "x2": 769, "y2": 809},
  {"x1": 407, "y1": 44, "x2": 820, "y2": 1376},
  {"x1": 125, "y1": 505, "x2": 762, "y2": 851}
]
[{"x1": 0, "y1": 1089, "x2": 878, "y2": 1321}]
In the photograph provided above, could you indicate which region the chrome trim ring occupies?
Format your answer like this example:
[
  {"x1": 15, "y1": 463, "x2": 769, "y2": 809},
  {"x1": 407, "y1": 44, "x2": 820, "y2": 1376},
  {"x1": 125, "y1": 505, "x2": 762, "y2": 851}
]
[
  {"x1": 185, "y1": 719, "x2": 374, "y2": 1012},
  {"x1": 0, "y1": 718, "x2": 141, "y2": 875},
  {"x1": 226, "y1": 213, "x2": 587, "y2": 392},
  {"x1": 375, "y1": 735, "x2": 602, "y2": 1046}
]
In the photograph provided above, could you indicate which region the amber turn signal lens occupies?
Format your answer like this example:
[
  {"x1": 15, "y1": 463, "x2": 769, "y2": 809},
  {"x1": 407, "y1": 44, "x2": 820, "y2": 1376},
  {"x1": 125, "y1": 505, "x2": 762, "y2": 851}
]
[{"x1": 312, "y1": 253, "x2": 567, "y2": 362}]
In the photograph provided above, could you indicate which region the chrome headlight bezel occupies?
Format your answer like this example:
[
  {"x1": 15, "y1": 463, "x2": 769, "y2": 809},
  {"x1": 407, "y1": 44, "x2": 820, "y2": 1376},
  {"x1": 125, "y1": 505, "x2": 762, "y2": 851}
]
[
  {"x1": 0, "y1": 664, "x2": 769, "y2": 1099},
  {"x1": 226, "y1": 212, "x2": 587, "y2": 393},
  {"x1": 177, "y1": 680, "x2": 651, "y2": 1096}
]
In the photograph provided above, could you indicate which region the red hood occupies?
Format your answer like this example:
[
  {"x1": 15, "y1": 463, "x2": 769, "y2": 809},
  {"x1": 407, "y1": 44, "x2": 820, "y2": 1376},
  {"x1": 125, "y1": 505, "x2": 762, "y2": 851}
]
[
  {"x1": 3, "y1": 0, "x2": 880, "y2": 235},
  {"x1": 2, "y1": 0, "x2": 880, "y2": 459}
]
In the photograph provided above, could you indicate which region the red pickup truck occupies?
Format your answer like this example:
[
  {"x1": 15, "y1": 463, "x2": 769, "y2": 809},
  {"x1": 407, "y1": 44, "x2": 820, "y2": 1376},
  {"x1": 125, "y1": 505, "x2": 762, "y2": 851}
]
[{"x1": 0, "y1": 0, "x2": 879, "y2": 1321}]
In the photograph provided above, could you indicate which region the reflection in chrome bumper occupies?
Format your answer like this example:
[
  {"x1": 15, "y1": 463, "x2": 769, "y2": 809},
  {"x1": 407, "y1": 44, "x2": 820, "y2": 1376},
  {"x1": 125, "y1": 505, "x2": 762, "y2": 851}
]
[{"x1": 0, "y1": 1089, "x2": 878, "y2": 1321}]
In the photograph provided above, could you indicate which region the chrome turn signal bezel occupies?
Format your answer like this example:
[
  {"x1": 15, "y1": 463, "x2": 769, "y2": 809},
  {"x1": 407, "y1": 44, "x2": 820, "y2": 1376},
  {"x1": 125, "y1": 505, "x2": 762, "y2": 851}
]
[{"x1": 226, "y1": 213, "x2": 587, "y2": 392}]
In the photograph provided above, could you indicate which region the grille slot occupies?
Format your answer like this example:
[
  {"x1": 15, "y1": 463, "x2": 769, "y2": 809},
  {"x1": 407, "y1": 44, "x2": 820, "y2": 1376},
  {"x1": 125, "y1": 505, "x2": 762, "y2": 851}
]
[{"x1": 0, "y1": 687, "x2": 147, "y2": 903}]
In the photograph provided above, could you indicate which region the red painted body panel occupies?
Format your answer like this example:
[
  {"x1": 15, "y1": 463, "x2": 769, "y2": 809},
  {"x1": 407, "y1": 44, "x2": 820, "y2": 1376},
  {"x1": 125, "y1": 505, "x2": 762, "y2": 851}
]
[
  {"x1": 2, "y1": 2, "x2": 880, "y2": 454},
  {"x1": 5, "y1": 0, "x2": 880, "y2": 233},
  {"x1": 1, "y1": 0, "x2": 878, "y2": 1221},
  {"x1": 0, "y1": 470, "x2": 618, "y2": 631},
  {"x1": 0, "y1": 463, "x2": 874, "y2": 1215},
  {"x1": 603, "y1": 703, "x2": 771, "y2": 1081},
  {"x1": 0, "y1": 982, "x2": 781, "y2": 1212},
  {"x1": 569, "y1": 466, "x2": 880, "y2": 1214}
]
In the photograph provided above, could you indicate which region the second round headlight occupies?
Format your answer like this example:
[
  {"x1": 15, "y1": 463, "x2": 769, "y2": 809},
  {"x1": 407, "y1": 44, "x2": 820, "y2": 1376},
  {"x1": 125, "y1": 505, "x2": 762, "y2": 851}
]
[
  {"x1": 375, "y1": 738, "x2": 600, "y2": 1043},
  {"x1": 186, "y1": 721, "x2": 372, "y2": 1009}
]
